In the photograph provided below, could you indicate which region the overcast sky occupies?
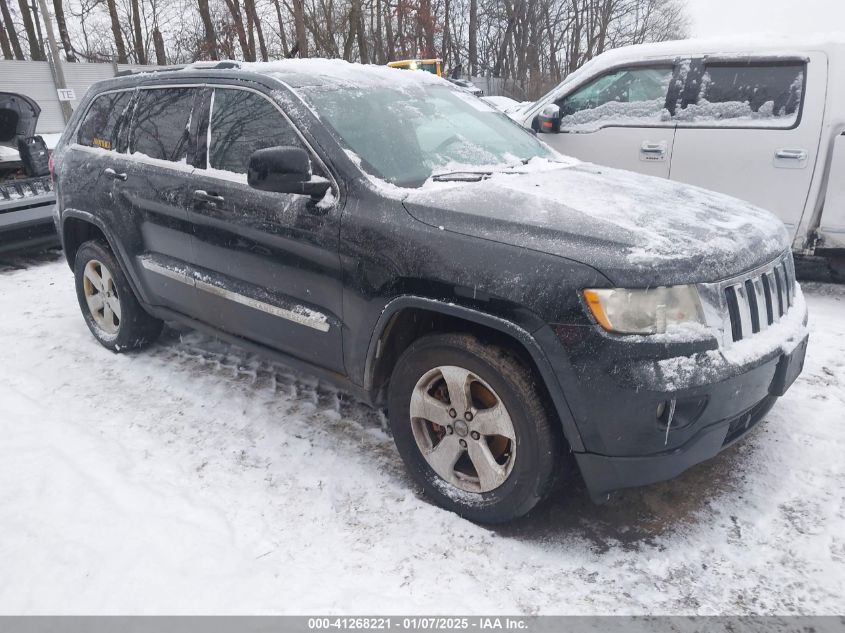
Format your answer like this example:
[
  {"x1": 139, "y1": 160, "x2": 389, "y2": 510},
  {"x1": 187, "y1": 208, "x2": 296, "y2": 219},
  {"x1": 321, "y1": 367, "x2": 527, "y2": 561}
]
[{"x1": 685, "y1": 0, "x2": 845, "y2": 37}]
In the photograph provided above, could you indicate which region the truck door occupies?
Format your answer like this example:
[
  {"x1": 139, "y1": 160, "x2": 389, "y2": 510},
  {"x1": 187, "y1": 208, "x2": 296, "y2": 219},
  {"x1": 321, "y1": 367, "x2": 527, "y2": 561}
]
[
  {"x1": 669, "y1": 54, "x2": 827, "y2": 237},
  {"x1": 534, "y1": 61, "x2": 682, "y2": 178}
]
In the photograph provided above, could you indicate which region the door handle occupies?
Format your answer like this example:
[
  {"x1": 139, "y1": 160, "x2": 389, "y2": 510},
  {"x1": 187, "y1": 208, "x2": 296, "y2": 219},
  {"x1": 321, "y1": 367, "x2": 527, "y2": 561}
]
[
  {"x1": 640, "y1": 141, "x2": 667, "y2": 162},
  {"x1": 775, "y1": 149, "x2": 808, "y2": 161},
  {"x1": 103, "y1": 167, "x2": 128, "y2": 181},
  {"x1": 193, "y1": 190, "x2": 225, "y2": 205},
  {"x1": 640, "y1": 142, "x2": 667, "y2": 154}
]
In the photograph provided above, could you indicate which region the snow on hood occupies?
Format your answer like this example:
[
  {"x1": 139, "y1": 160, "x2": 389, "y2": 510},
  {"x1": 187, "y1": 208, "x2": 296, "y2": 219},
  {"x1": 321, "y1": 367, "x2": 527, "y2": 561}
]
[{"x1": 403, "y1": 163, "x2": 790, "y2": 288}]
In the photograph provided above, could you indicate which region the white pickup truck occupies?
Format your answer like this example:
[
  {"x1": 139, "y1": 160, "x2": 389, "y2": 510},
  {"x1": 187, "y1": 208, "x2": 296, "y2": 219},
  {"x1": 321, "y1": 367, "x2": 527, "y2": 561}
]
[{"x1": 516, "y1": 37, "x2": 845, "y2": 278}]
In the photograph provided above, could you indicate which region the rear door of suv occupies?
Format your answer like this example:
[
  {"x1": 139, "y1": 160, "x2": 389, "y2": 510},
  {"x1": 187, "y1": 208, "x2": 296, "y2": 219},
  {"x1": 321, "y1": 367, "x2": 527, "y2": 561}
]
[
  {"x1": 185, "y1": 83, "x2": 345, "y2": 372},
  {"x1": 65, "y1": 88, "x2": 135, "y2": 246},
  {"x1": 669, "y1": 54, "x2": 827, "y2": 235},
  {"x1": 119, "y1": 84, "x2": 202, "y2": 314}
]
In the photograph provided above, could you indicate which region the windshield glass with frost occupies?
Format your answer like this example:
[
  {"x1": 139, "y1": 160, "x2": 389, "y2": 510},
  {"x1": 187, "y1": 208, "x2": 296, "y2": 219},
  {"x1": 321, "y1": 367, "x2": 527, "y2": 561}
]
[{"x1": 300, "y1": 83, "x2": 554, "y2": 187}]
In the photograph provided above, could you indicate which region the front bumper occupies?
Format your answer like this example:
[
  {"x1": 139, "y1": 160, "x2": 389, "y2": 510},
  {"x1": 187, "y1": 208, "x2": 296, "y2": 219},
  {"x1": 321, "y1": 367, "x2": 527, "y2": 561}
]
[
  {"x1": 574, "y1": 333, "x2": 808, "y2": 500},
  {"x1": 546, "y1": 281, "x2": 809, "y2": 501}
]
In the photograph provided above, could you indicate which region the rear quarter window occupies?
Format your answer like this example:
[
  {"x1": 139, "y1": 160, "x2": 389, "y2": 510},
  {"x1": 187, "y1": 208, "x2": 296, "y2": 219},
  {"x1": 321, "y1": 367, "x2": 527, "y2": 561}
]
[
  {"x1": 76, "y1": 91, "x2": 133, "y2": 151},
  {"x1": 677, "y1": 61, "x2": 805, "y2": 128}
]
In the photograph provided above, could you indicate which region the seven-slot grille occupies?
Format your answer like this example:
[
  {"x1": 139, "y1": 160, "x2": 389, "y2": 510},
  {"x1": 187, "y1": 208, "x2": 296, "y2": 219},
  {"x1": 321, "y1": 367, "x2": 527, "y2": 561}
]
[{"x1": 723, "y1": 256, "x2": 795, "y2": 342}]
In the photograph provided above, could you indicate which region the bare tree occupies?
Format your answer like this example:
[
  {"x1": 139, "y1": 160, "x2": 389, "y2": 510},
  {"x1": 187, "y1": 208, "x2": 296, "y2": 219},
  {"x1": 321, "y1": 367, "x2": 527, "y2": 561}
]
[
  {"x1": 46, "y1": 0, "x2": 687, "y2": 99},
  {"x1": 245, "y1": 0, "x2": 267, "y2": 60},
  {"x1": 0, "y1": 0, "x2": 24, "y2": 59},
  {"x1": 468, "y1": 0, "x2": 476, "y2": 74},
  {"x1": 196, "y1": 0, "x2": 218, "y2": 59},
  {"x1": 291, "y1": 0, "x2": 307, "y2": 56},
  {"x1": 104, "y1": 0, "x2": 128, "y2": 62},
  {"x1": 271, "y1": 0, "x2": 290, "y2": 55},
  {"x1": 17, "y1": 0, "x2": 44, "y2": 59},
  {"x1": 0, "y1": 12, "x2": 11, "y2": 57},
  {"x1": 130, "y1": 0, "x2": 145, "y2": 62},
  {"x1": 51, "y1": 0, "x2": 76, "y2": 60},
  {"x1": 222, "y1": 0, "x2": 254, "y2": 60}
]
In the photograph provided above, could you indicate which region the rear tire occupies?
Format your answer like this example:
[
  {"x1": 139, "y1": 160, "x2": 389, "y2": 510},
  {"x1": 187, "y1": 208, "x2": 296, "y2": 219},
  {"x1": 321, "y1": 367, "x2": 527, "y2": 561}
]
[
  {"x1": 74, "y1": 239, "x2": 163, "y2": 351},
  {"x1": 387, "y1": 333, "x2": 562, "y2": 523}
]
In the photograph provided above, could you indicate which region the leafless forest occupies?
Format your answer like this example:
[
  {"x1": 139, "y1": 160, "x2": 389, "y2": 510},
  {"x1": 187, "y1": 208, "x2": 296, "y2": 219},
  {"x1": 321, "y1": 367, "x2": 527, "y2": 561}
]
[{"x1": 1, "y1": 0, "x2": 688, "y2": 97}]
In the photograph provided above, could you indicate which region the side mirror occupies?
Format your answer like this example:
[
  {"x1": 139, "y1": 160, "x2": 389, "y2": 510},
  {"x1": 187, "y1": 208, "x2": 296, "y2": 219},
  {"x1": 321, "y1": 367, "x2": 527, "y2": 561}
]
[
  {"x1": 247, "y1": 146, "x2": 330, "y2": 200},
  {"x1": 537, "y1": 103, "x2": 561, "y2": 133}
]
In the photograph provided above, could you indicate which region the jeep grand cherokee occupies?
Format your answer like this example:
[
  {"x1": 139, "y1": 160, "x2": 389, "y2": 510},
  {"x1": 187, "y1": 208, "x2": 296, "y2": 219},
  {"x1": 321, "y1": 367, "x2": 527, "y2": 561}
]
[{"x1": 53, "y1": 59, "x2": 809, "y2": 523}]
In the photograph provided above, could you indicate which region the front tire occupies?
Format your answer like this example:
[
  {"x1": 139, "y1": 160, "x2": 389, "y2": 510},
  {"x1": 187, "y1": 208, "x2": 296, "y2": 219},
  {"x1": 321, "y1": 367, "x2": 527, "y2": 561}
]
[
  {"x1": 388, "y1": 333, "x2": 562, "y2": 523},
  {"x1": 74, "y1": 239, "x2": 163, "y2": 351}
]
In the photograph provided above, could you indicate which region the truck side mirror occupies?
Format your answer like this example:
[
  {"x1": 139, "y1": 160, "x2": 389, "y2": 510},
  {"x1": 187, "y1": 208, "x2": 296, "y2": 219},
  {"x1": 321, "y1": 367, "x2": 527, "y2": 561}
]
[{"x1": 537, "y1": 104, "x2": 561, "y2": 133}]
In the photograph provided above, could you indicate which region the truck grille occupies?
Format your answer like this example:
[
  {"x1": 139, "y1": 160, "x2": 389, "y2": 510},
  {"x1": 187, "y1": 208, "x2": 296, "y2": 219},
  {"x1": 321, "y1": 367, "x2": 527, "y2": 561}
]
[{"x1": 722, "y1": 255, "x2": 795, "y2": 342}]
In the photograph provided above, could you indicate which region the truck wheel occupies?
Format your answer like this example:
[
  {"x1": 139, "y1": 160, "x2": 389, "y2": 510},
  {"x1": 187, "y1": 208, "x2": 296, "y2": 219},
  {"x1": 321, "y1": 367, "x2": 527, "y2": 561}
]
[
  {"x1": 387, "y1": 333, "x2": 562, "y2": 523},
  {"x1": 74, "y1": 239, "x2": 163, "y2": 351}
]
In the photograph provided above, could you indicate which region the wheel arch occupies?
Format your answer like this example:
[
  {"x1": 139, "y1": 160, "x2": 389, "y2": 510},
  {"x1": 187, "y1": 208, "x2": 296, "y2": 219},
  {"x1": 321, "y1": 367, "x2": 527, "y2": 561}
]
[
  {"x1": 61, "y1": 210, "x2": 149, "y2": 306},
  {"x1": 364, "y1": 296, "x2": 585, "y2": 452}
]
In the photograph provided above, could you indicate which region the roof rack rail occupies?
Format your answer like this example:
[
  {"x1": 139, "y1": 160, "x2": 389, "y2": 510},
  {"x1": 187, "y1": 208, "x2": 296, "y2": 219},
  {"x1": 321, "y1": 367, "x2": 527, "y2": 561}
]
[
  {"x1": 191, "y1": 60, "x2": 241, "y2": 70},
  {"x1": 115, "y1": 60, "x2": 241, "y2": 77}
]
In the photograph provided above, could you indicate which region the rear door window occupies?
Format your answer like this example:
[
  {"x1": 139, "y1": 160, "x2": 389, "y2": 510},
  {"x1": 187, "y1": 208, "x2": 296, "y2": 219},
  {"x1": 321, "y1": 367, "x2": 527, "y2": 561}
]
[
  {"x1": 207, "y1": 88, "x2": 305, "y2": 175},
  {"x1": 77, "y1": 91, "x2": 133, "y2": 151},
  {"x1": 555, "y1": 66, "x2": 675, "y2": 131},
  {"x1": 676, "y1": 61, "x2": 805, "y2": 128},
  {"x1": 129, "y1": 87, "x2": 195, "y2": 162}
]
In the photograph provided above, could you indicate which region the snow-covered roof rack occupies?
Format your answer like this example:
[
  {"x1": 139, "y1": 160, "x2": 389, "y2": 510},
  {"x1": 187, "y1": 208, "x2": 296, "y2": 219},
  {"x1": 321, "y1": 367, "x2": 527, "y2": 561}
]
[{"x1": 115, "y1": 60, "x2": 241, "y2": 77}]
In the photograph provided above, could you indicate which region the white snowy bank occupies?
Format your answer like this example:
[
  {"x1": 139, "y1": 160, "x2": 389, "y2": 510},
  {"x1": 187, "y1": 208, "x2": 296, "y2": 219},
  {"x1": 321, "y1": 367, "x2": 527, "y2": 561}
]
[{"x1": 0, "y1": 255, "x2": 843, "y2": 614}]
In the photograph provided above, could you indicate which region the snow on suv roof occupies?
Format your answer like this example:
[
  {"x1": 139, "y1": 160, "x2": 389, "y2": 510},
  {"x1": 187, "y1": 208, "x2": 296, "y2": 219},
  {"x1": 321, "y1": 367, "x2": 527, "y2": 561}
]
[{"x1": 240, "y1": 58, "x2": 448, "y2": 89}]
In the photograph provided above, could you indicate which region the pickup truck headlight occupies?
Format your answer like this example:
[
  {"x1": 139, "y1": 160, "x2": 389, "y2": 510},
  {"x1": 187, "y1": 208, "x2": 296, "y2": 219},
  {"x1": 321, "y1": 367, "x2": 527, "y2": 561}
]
[{"x1": 583, "y1": 286, "x2": 705, "y2": 334}]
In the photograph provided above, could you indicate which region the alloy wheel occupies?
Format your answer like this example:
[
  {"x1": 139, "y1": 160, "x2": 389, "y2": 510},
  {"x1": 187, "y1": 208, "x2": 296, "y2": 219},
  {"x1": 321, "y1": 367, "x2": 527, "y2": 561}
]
[
  {"x1": 409, "y1": 365, "x2": 517, "y2": 493},
  {"x1": 82, "y1": 259, "x2": 121, "y2": 335}
]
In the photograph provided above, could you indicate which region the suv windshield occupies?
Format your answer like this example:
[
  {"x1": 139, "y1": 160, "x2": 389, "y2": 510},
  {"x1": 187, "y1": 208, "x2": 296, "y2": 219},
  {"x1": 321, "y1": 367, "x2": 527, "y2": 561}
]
[{"x1": 300, "y1": 83, "x2": 554, "y2": 187}]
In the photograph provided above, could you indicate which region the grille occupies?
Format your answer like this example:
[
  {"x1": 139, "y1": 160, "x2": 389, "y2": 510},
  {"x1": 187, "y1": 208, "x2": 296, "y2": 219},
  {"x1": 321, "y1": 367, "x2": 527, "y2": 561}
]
[{"x1": 722, "y1": 255, "x2": 795, "y2": 342}]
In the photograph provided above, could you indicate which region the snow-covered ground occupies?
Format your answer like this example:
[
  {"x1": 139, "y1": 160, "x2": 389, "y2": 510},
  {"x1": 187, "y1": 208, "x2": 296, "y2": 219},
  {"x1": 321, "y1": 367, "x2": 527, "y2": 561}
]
[{"x1": 1, "y1": 251, "x2": 843, "y2": 615}]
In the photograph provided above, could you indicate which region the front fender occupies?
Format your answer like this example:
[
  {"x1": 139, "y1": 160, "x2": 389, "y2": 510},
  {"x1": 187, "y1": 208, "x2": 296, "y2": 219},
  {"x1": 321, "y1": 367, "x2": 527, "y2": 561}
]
[{"x1": 363, "y1": 295, "x2": 586, "y2": 452}]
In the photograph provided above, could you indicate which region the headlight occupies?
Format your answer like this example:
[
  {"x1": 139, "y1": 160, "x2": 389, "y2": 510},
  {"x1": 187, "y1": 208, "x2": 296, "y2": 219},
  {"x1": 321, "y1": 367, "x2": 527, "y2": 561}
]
[{"x1": 583, "y1": 286, "x2": 705, "y2": 334}]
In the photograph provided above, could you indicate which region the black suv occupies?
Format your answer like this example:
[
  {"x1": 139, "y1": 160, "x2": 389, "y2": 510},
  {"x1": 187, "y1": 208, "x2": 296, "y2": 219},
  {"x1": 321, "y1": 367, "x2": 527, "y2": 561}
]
[{"x1": 53, "y1": 60, "x2": 809, "y2": 523}]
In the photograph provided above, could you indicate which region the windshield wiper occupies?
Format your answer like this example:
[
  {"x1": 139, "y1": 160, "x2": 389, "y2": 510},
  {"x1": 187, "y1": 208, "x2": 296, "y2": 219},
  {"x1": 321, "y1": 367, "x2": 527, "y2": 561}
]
[{"x1": 431, "y1": 170, "x2": 493, "y2": 182}]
